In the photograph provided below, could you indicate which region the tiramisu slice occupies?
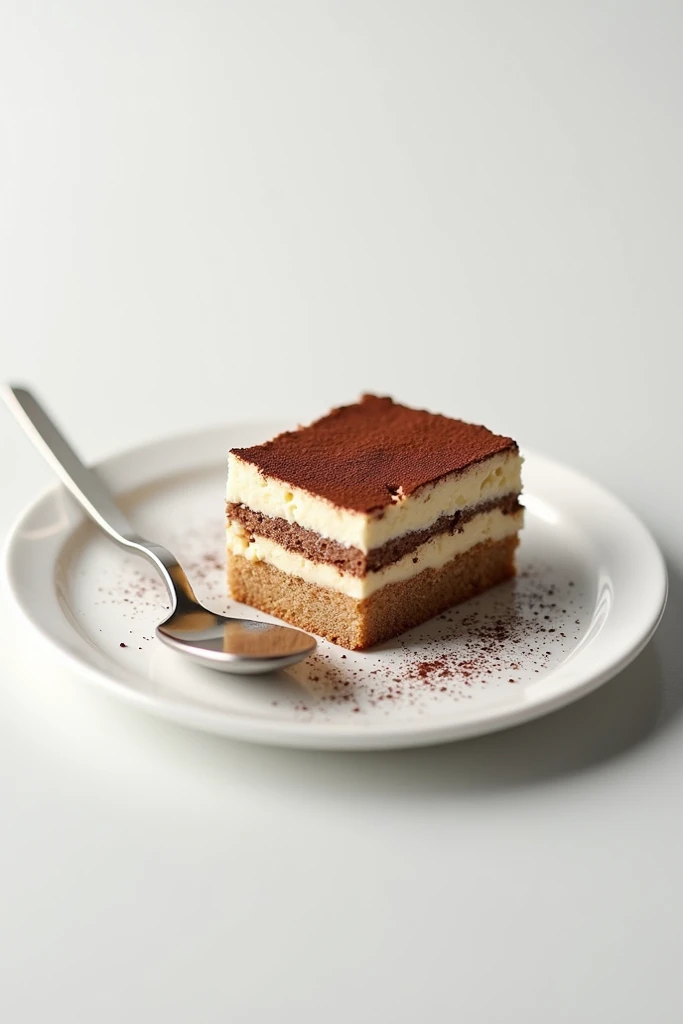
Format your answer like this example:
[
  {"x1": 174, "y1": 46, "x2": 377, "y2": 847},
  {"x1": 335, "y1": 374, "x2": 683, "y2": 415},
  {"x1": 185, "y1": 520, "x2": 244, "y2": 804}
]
[{"x1": 226, "y1": 395, "x2": 523, "y2": 650}]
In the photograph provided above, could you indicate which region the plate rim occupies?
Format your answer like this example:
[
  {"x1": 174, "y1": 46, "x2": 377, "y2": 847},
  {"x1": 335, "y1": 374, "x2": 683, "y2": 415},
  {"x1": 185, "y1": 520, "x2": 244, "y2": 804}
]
[{"x1": 2, "y1": 423, "x2": 669, "y2": 750}]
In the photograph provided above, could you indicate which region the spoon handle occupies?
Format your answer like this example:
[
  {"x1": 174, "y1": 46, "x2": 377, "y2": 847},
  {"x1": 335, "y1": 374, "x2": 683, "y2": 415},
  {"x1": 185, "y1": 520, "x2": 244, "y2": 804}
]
[
  {"x1": 4, "y1": 384, "x2": 200, "y2": 614},
  {"x1": 3, "y1": 384, "x2": 139, "y2": 545}
]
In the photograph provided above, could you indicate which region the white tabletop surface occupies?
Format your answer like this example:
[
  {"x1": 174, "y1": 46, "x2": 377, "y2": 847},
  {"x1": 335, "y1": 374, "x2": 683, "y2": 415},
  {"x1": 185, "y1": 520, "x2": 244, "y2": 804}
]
[{"x1": 2, "y1": 3, "x2": 683, "y2": 1021}]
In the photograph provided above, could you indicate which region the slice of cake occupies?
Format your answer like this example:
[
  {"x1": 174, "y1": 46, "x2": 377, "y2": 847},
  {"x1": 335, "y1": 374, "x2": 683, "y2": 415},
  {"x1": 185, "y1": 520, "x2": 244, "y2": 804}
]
[{"x1": 226, "y1": 395, "x2": 523, "y2": 650}]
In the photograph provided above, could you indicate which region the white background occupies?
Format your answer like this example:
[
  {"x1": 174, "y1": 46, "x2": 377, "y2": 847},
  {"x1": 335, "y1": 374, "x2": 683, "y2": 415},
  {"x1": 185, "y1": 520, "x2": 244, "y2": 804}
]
[{"x1": 1, "y1": 2, "x2": 683, "y2": 1021}]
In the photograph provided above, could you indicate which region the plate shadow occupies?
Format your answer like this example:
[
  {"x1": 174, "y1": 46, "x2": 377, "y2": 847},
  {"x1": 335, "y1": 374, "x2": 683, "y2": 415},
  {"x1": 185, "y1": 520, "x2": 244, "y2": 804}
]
[{"x1": 4, "y1": 559, "x2": 679, "y2": 801}]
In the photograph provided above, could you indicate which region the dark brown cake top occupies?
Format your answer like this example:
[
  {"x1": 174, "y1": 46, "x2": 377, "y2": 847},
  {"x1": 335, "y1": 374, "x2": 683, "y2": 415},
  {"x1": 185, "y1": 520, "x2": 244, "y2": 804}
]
[{"x1": 231, "y1": 395, "x2": 518, "y2": 513}]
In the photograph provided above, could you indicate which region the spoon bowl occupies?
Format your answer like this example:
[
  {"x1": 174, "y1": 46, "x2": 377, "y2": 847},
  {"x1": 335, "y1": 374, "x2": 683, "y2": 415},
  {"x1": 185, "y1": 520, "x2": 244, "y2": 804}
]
[{"x1": 157, "y1": 611, "x2": 317, "y2": 674}]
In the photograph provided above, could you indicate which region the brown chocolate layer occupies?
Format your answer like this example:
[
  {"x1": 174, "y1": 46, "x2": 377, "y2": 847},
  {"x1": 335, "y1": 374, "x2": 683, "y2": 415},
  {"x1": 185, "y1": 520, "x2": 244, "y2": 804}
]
[
  {"x1": 231, "y1": 395, "x2": 518, "y2": 513},
  {"x1": 226, "y1": 494, "x2": 522, "y2": 578}
]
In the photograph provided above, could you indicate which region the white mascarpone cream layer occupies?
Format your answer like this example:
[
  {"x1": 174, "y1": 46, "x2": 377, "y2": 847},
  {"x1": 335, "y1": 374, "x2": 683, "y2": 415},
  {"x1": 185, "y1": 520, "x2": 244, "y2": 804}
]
[
  {"x1": 226, "y1": 507, "x2": 523, "y2": 599},
  {"x1": 227, "y1": 450, "x2": 522, "y2": 553}
]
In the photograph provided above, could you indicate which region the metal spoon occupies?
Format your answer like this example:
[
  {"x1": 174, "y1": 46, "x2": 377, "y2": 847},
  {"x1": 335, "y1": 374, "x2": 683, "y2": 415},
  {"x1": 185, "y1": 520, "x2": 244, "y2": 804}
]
[{"x1": 4, "y1": 385, "x2": 317, "y2": 674}]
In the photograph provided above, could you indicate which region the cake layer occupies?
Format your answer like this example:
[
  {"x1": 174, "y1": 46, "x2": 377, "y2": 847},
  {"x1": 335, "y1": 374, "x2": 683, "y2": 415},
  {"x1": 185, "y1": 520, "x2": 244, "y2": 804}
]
[
  {"x1": 227, "y1": 448, "x2": 522, "y2": 552},
  {"x1": 230, "y1": 395, "x2": 517, "y2": 514},
  {"x1": 226, "y1": 506, "x2": 523, "y2": 599},
  {"x1": 227, "y1": 535, "x2": 519, "y2": 649},
  {"x1": 226, "y1": 494, "x2": 522, "y2": 576}
]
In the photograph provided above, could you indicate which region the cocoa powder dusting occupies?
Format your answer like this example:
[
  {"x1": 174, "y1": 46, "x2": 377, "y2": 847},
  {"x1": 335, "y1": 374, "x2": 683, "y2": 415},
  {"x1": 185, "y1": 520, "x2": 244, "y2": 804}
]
[
  {"x1": 87, "y1": 517, "x2": 585, "y2": 722},
  {"x1": 231, "y1": 395, "x2": 517, "y2": 513}
]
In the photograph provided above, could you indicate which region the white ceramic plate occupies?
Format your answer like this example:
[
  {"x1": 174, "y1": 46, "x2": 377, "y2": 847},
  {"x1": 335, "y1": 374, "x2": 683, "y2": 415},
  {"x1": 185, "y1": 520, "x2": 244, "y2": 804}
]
[{"x1": 4, "y1": 421, "x2": 667, "y2": 750}]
